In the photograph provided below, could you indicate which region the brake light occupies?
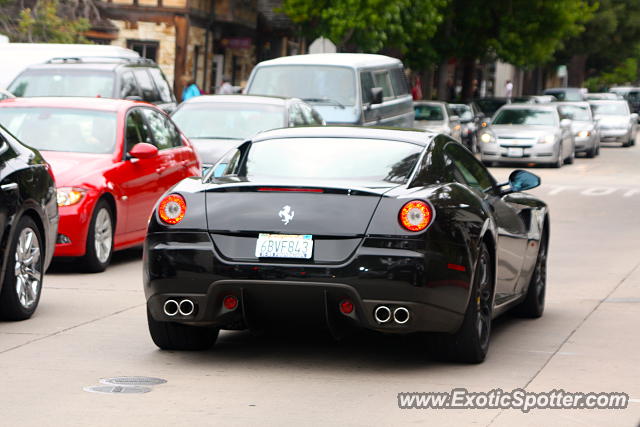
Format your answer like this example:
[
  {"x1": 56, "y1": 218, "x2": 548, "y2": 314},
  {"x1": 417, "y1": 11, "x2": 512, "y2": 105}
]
[
  {"x1": 158, "y1": 194, "x2": 186, "y2": 225},
  {"x1": 399, "y1": 200, "x2": 433, "y2": 232}
]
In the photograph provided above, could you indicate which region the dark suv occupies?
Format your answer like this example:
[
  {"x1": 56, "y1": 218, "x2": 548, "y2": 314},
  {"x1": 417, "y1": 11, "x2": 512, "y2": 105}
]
[{"x1": 7, "y1": 57, "x2": 177, "y2": 113}]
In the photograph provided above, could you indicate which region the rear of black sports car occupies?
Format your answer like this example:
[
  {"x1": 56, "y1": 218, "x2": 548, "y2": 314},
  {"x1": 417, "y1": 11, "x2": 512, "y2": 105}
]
[{"x1": 143, "y1": 175, "x2": 487, "y2": 339}]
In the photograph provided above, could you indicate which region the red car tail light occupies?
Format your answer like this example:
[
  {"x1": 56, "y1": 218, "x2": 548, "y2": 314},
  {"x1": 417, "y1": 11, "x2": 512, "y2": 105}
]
[
  {"x1": 399, "y1": 200, "x2": 433, "y2": 232},
  {"x1": 339, "y1": 299, "x2": 354, "y2": 315},
  {"x1": 158, "y1": 194, "x2": 186, "y2": 225},
  {"x1": 223, "y1": 295, "x2": 238, "y2": 310}
]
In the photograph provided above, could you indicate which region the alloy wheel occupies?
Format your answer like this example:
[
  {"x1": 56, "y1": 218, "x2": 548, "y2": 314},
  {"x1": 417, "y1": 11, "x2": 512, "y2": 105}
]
[
  {"x1": 94, "y1": 208, "x2": 113, "y2": 264},
  {"x1": 475, "y1": 252, "x2": 492, "y2": 349},
  {"x1": 13, "y1": 227, "x2": 42, "y2": 309}
]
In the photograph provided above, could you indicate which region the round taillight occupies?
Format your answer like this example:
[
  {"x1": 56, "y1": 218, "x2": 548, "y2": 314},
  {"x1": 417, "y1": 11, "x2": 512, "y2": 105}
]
[
  {"x1": 339, "y1": 299, "x2": 354, "y2": 315},
  {"x1": 158, "y1": 194, "x2": 186, "y2": 225},
  {"x1": 399, "y1": 200, "x2": 433, "y2": 232},
  {"x1": 223, "y1": 295, "x2": 238, "y2": 310}
]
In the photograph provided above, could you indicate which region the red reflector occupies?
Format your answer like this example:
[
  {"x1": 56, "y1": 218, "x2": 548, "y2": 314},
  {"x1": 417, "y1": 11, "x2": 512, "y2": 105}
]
[
  {"x1": 257, "y1": 187, "x2": 324, "y2": 193},
  {"x1": 223, "y1": 295, "x2": 238, "y2": 310},
  {"x1": 339, "y1": 299, "x2": 354, "y2": 314},
  {"x1": 447, "y1": 263, "x2": 466, "y2": 272}
]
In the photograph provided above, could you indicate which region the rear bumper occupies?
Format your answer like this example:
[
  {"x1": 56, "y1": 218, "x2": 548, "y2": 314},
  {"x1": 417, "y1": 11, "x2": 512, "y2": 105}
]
[{"x1": 144, "y1": 231, "x2": 471, "y2": 334}]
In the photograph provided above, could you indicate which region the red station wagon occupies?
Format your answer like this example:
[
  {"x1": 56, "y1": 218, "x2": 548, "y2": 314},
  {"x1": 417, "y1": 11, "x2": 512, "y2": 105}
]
[{"x1": 0, "y1": 97, "x2": 200, "y2": 272}]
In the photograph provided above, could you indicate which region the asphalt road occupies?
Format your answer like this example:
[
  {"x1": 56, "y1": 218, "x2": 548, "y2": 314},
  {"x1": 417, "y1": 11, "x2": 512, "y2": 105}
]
[{"x1": 1, "y1": 140, "x2": 639, "y2": 426}]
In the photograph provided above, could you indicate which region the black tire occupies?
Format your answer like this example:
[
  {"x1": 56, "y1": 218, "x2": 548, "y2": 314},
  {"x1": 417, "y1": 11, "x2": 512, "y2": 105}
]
[
  {"x1": 514, "y1": 230, "x2": 548, "y2": 318},
  {"x1": 147, "y1": 308, "x2": 219, "y2": 350},
  {"x1": 551, "y1": 145, "x2": 563, "y2": 168},
  {"x1": 586, "y1": 143, "x2": 596, "y2": 158},
  {"x1": 429, "y1": 243, "x2": 493, "y2": 363},
  {"x1": 0, "y1": 216, "x2": 44, "y2": 320},
  {"x1": 564, "y1": 147, "x2": 574, "y2": 164},
  {"x1": 83, "y1": 200, "x2": 114, "y2": 273}
]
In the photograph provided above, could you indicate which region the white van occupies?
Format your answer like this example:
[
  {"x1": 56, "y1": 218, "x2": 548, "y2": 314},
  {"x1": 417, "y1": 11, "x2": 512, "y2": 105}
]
[
  {"x1": 245, "y1": 53, "x2": 414, "y2": 127},
  {"x1": 0, "y1": 43, "x2": 139, "y2": 89}
]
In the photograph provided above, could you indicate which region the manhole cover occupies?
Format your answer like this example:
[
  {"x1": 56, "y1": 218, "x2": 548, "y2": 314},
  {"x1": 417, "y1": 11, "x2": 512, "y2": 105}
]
[
  {"x1": 100, "y1": 376, "x2": 167, "y2": 386},
  {"x1": 83, "y1": 385, "x2": 151, "y2": 394}
]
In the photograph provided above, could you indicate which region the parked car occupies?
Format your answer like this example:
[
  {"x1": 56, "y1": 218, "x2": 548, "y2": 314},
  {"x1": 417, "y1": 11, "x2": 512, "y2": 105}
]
[
  {"x1": 0, "y1": 89, "x2": 15, "y2": 101},
  {"x1": 471, "y1": 97, "x2": 509, "y2": 120},
  {"x1": 608, "y1": 87, "x2": 640, "y2": 117},
  {"x1": 584, "y1": 93, "x2": 619, "y2": 101},
  {"x1": 511, "y1": 95, "x2": 556, "y2": 104},
  {"x1": 449, "y1": 103, "x2": 477, "y2": 150},
  {"x1": 245, "y1": 53, "x2": 414, "y2": 127},
  {"x1": 589, "y1": 100, "x2": 638, "y2": 147},
  {"x1": 478, "y1": 104, "x2": 575, "y2": 167},
  {"x1": 144, "y1": 126, "x2": 549, "y2": 364},
  {"x1": 0, "y1": 124, "x2": 57, "y2": 320},
  {"x1": 542, "y1": 87, "x2": 585, "y2": 102},
  {"x1": 414, "y1": 101, "x2": 462, "y2": 142},
  {"x1": 172, "y1": 95, "x2": 325, "y2": 168},
  {"x1": 7, "y1": 57, "x2": 177, "y2": 113},
  {"x1": 0, "y1": 42, "x2": 139, "y2": 90},
  {"x1": 0, "y1": 97, "x2": 200, "y2": 272},
  {"x1": 557, "y1": 102, "x2": 600, "y2": 158}
]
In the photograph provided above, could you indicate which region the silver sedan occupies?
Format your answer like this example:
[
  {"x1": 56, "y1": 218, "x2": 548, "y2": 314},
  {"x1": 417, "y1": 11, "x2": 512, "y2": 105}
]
[
  {"x1": 557, "y1": 102, "x2": 600, "y2": 158},
  {"x1": 413, "y1": 101, "x2": 462, "y2": 142},
  {"x1": 478, "y1": 104, "x2": 575, "y2": 168},
  {"x1": 589, "y1": 100, "x2": 637, "y2": 147}
]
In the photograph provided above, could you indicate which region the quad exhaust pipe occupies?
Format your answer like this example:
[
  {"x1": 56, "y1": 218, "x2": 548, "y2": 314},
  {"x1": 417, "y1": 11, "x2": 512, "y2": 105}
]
[
  {"x1": 374, "y1": 305, "x2": 410, "y2": 324},
  {"x1": 163, "y1": 298, "x2": 196, "y2": 317}
]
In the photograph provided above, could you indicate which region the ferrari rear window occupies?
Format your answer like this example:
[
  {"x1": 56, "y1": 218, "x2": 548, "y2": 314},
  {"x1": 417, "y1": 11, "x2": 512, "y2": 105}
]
[{"x1": 242, "y1": 138, "x2": 423, "y2": 183}]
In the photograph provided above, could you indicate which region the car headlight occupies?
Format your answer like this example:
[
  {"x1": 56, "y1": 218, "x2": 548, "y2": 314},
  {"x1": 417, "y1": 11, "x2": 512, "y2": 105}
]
[
  {"x1": 57, "y1": 187, "x2": 87, "y2": 206},
  {"x1": 577, "y1": 130, "x2": 590, "y2": 138},
  {"x1": 480, "y1": 133, "x2": 494, "y2": 143},
  {"x1": 538, "y1": 134, "x2": 555, "y2": 144}
]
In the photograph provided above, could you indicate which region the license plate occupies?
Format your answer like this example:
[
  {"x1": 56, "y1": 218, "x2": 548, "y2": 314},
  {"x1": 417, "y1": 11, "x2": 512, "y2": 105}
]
[
  {"x1": 507, "y1": 147, "x2": 524, "y2": 157},
  {"x1": 255, "y1": 234, "x2": 313, "y2": 259}
]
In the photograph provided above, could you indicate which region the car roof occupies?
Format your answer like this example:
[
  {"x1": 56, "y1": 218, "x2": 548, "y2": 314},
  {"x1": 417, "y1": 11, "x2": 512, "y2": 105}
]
[
  {"x1": 251, "y1": 126, "x2": 433, "y2": 146},
  {"x1": 414, "y1": 101, "x2": 446, "y2": 107},
  {"x1": 0, "y1": 96, "x2": 143, "y2": 112},
  {"x1": 545, "y1": 87, "x2": 582, "y2": 92},
  {"x1": 588, "y1": 99, "x2": 628, "y2": 104},
  {"x1": 254, "y1": 53, "x2": 402, "y2": 68},
  {"x1": 498, "y1": 103, "x2": 558, "y2": 111},
  {"x1": 182, "y1": 94, "x2": 290, "y2": 106}
]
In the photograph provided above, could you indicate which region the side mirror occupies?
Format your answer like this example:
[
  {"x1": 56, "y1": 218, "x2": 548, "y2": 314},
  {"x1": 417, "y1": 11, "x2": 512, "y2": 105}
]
[
  {"x1": 370, "y1": 87, "x2": 383, "y2": 105},
  {"x1": 560, "y1": 118, "x2": 572, "y2": 128},
  {"x1": 631, "y1": 113, "x2": 639, "y2": 122},
  {"x1": 450, "y1": 115, "x2": 460, "y2": 122},
  {"x1": 128, "y1": 142, "x2": 158, "y2": 160},
  {"x1": 506, "y1": 170, "x2": 540, "y2": 193}
]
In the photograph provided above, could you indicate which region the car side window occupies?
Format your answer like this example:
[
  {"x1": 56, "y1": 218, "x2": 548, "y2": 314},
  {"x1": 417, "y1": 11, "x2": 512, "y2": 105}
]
[
  {"x1": 148, "y1": 68, "x2": 173, "y2": 103},
  {"x1": 120, "y1": 71, "x2": 140, "y2": 98},
  {"x1": 288, "y1": 104, "x2": 305, "y2": 126},
  {"x1": 390, "y1": 68, "x2": 409, "y2": 96},
  {"x1": 444, "y1": 142, "x2": 495, "y2": 192},
  {"x1": 133, "y1": 69, "x2": 160, "y2": 103},
  {"x1": 373, "y1": 70, "x2": 394, "y2": 99},
  {"x1": 141, "y1": 109, "x2": 180, "y2": 150},
  {"x1": 360, "y1": 71, "x2": 374, "y2": 104},
  {"x1": 125, "y1": 109, "x2": 152, "y2": 154}
]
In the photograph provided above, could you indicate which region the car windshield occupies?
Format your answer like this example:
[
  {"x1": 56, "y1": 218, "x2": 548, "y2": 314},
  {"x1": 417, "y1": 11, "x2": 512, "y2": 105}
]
[
  {"x1": 473, "y1": 99, "x2": 507, "y2": 116},
  {"x1": 172, "y1": 103, "x2": 286, "y2": 139},
  {"x1": 0, "y1": 107, "x2": 117, "y2": 154},
  {"x1": 241, "y1": 138, "x2": 422, "y2": 183},
  {"x1": 492, "y1": 109, "x2": 556, "y2": 126},
  {"x1": 414, "y1": 105, "x2": 444, "y2": 121},
  {"x1": 248, "y1": 66, "x2": 356, "y2": 107},
  {"x1": 8, "y1": 70, "x2": 115, "y2": 98},
  {"x1": 558, "y1": 105, "x2": 591, "y2": 121},
  {"x1": 545, "y1": 90, "x2": 582, "y2": 102},
  {"x1": 449, "y1": 105, "x2": 473, "y2": 120},
  {"x1": 590, "y1": 102, "x2": 628, "y2": 116}
]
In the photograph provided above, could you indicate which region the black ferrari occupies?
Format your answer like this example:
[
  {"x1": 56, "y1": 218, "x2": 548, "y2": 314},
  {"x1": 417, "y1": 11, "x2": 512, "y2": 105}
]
[
  {"x1": 144, "y1": 126, "x2": 549, "y2": 363},
  {"x1": 0, "y1": 125, "x2": 58, "y2": 320}
]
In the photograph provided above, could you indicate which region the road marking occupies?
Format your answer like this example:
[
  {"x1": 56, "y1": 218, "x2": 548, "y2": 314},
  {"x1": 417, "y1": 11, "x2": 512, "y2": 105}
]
[
  {"x1": 542, "y1": 185, "x2": 640, "y2": 198},
  {"x1": 581, "y1": 187, "x2": 617, "y2": 196}
]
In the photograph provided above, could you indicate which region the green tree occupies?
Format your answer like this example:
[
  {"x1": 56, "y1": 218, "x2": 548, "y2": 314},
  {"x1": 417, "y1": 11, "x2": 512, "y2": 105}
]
[
  {"x1": 280, "y1": 0, "x2": 446, "y2": 53},
  {"x1": 555, "y1": 0, "x2": 640, "y2": 86},
  {"x1": 17, "y1": 0, "x2": 90, "y2": 43}
]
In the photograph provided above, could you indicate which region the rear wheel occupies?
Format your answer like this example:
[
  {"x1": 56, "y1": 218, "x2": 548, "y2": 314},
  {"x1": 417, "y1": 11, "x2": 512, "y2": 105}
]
[
  {"x1": 429, "y1": 243, "x2": 493, "y2": 363},
  {"x1": 0, "y1": 216, "x2": 44, "y2": 320},
  {"x1": 514, "y1": 231, "x2": 548, "y2": 318},
  {"x1": 83, "y1": 200, "x2": 114, "y2": 273},
  {"x1": 147, "y1": 308, "x2": 219, "y2": 350}
]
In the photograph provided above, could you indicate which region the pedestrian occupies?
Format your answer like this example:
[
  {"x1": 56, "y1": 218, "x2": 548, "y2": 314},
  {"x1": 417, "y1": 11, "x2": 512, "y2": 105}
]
[
  {"x1": 217, "y1": 76, "x2": 234, "y2": 94},
  {"x1": 411, "y1": 75, "x2": 422, "y2": 100},
  {"x1": 505, "y1": 79, "x2": 513, "y2": 100},
  {"x1": 181, "y1": 75, "x2": 201, "y2": 102}
]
